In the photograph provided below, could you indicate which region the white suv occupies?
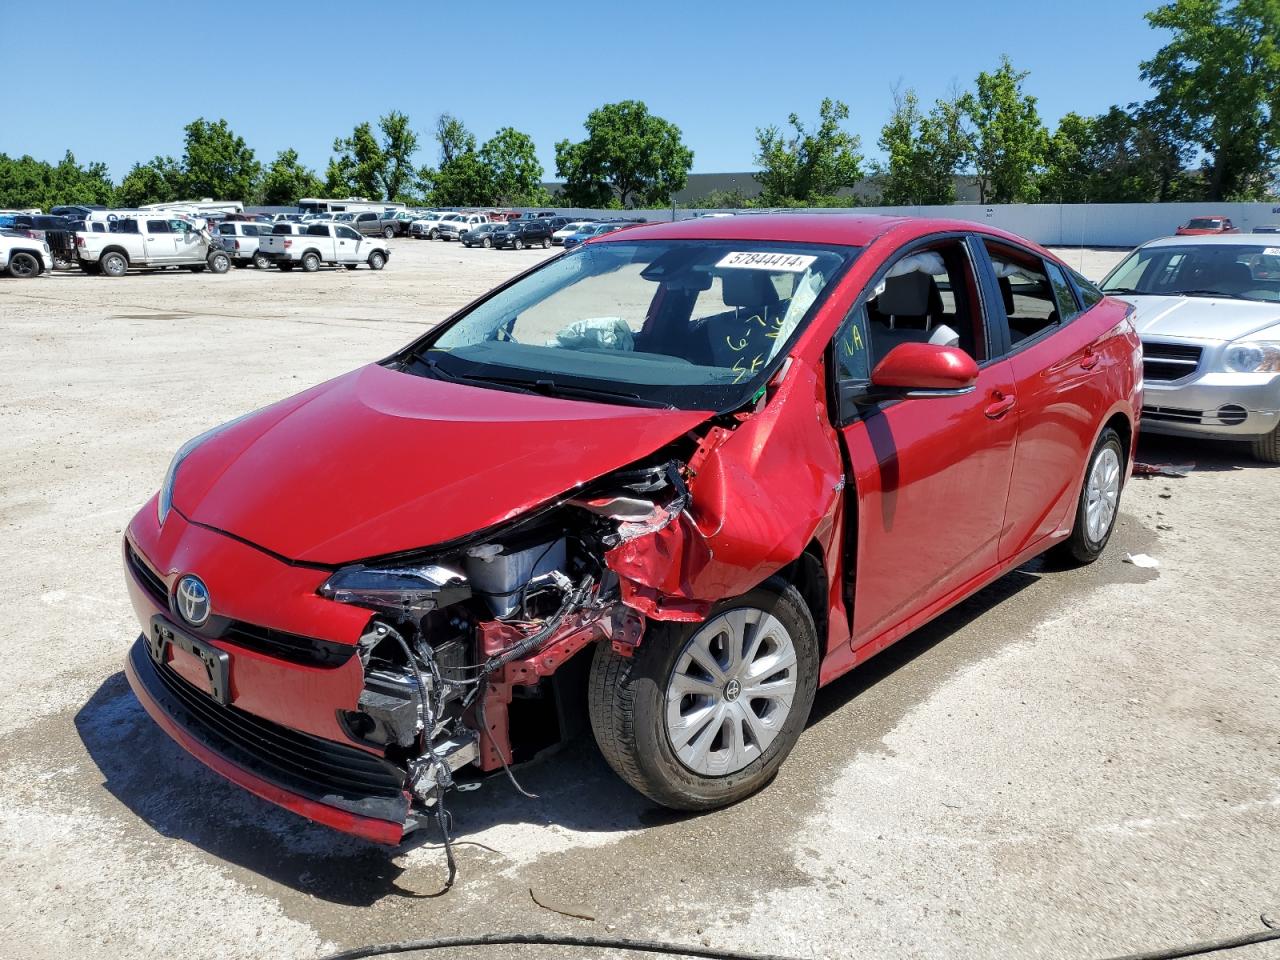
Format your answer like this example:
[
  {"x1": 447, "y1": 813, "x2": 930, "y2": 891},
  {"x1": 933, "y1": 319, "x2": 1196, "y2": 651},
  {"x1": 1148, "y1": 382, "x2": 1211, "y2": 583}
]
[{"x1": 0, "y1": 232, "x2": 54, "y2": 278}]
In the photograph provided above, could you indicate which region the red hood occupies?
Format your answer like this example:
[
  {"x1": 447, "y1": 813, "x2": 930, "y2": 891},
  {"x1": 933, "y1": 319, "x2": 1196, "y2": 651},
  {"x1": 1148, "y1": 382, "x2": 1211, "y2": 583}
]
[{"x1": 172, "y1": 364, "x2": 711, "y2": 564}]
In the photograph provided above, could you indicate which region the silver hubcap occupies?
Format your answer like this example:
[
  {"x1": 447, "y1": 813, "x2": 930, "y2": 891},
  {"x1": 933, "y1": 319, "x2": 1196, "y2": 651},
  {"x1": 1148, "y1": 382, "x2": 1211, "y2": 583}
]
[
  {"x1": 665, "y1": 607, "x2": 798, "y2": 776},
  {"x1": 1085, "y1": 447, "x2": 1121, "y2": 543}
]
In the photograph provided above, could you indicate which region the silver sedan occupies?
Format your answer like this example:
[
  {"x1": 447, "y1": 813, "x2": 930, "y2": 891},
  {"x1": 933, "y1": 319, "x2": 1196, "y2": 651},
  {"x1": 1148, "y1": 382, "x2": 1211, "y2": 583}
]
[{"x1": 1101, "y1": 234, "x2": 1280, "y2": 462}]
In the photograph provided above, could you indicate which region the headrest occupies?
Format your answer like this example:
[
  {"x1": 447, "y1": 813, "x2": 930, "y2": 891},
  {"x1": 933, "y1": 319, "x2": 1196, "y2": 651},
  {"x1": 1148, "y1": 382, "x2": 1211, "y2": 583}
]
[
  {"x1": 877, "y1": 272, "x2": 932, "y2": 317},
  {"x1": 721, "y1": 270, "x2": 780, "y2": 308}
]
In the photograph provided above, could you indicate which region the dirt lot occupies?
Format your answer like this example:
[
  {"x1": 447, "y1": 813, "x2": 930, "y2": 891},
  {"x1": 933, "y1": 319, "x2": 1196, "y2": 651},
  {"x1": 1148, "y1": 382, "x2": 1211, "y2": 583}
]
[{"x1": 1, "y1": 239, "x2": 1277, "y2": 960}]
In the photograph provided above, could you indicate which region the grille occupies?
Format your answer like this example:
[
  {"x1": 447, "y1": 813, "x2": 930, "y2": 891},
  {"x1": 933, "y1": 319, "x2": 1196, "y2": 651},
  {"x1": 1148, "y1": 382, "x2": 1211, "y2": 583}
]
[
  {"x1": 1142, "y1": 342, "x2": 1202, "y2": 382},
  {"x1": 127, "y1": 544, "x2": 168, "y2": 605},
  {"x1": 1143, "y1": 405, "x2": 1204, "y2": 424},
  {"x1": 134, "y1": 642, "x2": 406, "y2": 813},
  {"x1": 222, "y1": 622, "x2": 356, "y2": 668}
]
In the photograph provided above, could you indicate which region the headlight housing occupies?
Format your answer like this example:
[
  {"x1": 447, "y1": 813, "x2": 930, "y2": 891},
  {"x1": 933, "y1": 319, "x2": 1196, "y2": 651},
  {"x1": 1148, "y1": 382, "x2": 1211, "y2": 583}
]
[
  {"x1": 1222, "y1": 340, "x2": 1280, "y2": 374},
  {"x1": 319, "y1": 563, "x2": 471, "y2": 621},
  {"x1": 157, "y1": 415, "x2": 250, "y2": 525}
]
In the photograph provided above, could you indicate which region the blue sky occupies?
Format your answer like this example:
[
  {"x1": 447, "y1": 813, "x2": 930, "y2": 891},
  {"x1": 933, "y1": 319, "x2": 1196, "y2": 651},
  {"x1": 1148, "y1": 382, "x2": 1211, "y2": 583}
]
[{"x1": 2, "y1": 1, "x2": 1167, "y2": 181}]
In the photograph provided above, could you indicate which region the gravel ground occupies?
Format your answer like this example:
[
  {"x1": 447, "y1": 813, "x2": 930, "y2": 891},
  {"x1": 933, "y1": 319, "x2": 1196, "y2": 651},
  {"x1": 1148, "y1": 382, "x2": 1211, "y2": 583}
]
[{"x1": 1, "y1": 240, "x2": 1277, "y2": 960}]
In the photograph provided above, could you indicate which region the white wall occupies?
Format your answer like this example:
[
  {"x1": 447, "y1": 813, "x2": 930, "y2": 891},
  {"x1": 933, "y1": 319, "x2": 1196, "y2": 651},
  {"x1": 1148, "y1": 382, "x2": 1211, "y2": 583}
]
[{"x1": 541, "y1": 202, "x2": 1280, "y2": 248}]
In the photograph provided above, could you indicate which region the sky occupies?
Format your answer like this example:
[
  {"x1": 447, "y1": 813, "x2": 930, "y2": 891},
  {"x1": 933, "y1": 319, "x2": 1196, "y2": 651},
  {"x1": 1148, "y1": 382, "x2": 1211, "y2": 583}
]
[{"x1": 1, "y1": 1, "x2": 1169, "y2": 182}]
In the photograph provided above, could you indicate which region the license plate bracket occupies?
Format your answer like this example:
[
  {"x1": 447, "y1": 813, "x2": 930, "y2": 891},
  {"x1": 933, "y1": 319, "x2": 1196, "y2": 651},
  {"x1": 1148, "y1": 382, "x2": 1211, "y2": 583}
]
[{"x1": 148, "y1": 615, "x2": 231, "y2": 706}]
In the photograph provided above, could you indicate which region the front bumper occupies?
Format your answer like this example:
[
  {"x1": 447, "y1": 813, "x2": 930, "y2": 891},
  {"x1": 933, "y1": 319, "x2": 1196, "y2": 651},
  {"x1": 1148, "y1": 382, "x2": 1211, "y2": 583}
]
[
  {"x1": 125, "y1": 636, "x2": 410, "y2": 843},
  {"x1": 1142, "y1": 372, "x2": 1280, "y2": 440}
]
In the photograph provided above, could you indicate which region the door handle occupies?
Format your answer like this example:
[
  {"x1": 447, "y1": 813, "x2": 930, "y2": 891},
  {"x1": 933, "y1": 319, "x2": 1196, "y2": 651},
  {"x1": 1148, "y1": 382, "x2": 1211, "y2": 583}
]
[
  {"x1": 985, "y1": 392, "x2": 1016, "y2": 419},
  {"x1": 1080, "y1": 352, "x2": 1100, "y2": 371}
]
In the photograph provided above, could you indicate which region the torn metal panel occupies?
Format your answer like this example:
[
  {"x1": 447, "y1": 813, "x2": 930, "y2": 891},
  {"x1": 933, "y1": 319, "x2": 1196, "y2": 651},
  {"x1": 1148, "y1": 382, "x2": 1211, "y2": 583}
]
[{"x1": 605, "y1": 365, "x2": 847, "y2": 618}]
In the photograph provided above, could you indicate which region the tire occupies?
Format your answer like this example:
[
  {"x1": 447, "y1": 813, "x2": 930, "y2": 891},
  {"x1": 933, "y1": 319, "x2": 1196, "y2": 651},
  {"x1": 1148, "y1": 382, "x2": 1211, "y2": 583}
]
[
  {"x1": 207, "y1": 252, "x2": 231, "y2": 274},
  {"x1": 368, "y1": 251, "x2": 386, "y2": 271},
  {"x1": 482, "y1": 237, "x2": 492, "y2": 248},
  {"x1": 1252, "y1": 425, "x2": 1280, "y2": 464},
  {"x1": 6, "y1": 252, "x2": 40, "y2": 278},
  {"x1": 513, "y1": 238, "x2": 524, "y2": 251},
  {"x1": 1050, "y1": 426, "x2": 1125, "y2": 566},
  {"x1": 588, "y1": 578, "x2": 818, "y2": 810},
  {"x1": 252, "y1": 252, "x2": 271, "y2": 270},
  {"x1": 383, "y1": 226, "x2": 395, "y2": 239},
  {"x1": 541, "y1": 237, "x2": 550, "y2": 249},
  {"x1": 301, "y1": 252, "x2": 320, "y2": 273},
  {"x1": 428, "y1": 228, "x2": 438, "y2": 240},
  {"x1": 100, "y1": 251, "x2": 128, "y2": 277}
]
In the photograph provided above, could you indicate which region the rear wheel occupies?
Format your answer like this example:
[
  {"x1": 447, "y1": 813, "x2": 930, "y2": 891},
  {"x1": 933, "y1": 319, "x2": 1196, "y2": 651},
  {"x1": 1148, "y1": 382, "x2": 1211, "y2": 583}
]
[
  {"x1": 207, "y1": 251, "x2": 231, "y2": 274},
  {"x1": 588, "y1": 579, "x2": 818, "y2": 810},
  {"x1": 383, "y1": 226, "x2": 395, "y2": 239},
  {"x1": 6, "y1": 252, "x2": 39, "y2": 278},
  {"x1": 100, "y1": 251, "x2": 128, "y2": 277},
  {"x1": 301, "y1": 252, "x2": 320, "y2": 273},
  {"x1": 368, "y1": 251, "x2": 386, "y2": 271},
  {"x1": 1050, "y1": 426, "x2": 1125, "y2": 566},
  {"x1": 1252, "y1": 425, "x2": 1280, "y2": 464}
]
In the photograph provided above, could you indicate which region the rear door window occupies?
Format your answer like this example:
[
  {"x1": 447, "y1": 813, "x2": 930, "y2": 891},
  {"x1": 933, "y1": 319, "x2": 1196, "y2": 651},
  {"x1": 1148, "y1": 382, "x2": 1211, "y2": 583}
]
[
  {"x1": 146, "y1": 220, "x2": 171, "y2": 233},
  {"x1": 305, "y1": 224, "x2": 330, "y2": 237}
]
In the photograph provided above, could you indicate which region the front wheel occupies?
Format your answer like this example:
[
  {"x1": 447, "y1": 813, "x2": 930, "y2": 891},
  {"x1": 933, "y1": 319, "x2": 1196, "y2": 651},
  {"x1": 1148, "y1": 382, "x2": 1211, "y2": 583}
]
[
  {"x1": 6, "y1": 252, "x2": 40, "y2": 278},
  {"x1": 368, "y1": 251, "x2": 386, "y2": 271},
  {"x1": 541, "y1": 237, "x2": 550, "y2": 249},
  {"x1": 1050, "y1": 426, "x2": 1125, "y2": 566},
  {"x1": 588, "y1": 579, "x2": 818, "y2": 810},
  {"x1": 252, "y1": 252, "x2": 271, "y2": 270},
  {"x1": 428, "y1": 229, "x2": 439, "y2": 240},
  {"x1": 1252, "y1": 425, "x2": 1280, "y2": 464},
  {"x1": 482, "y1": 237, "x2": 492, "y2": 248},
  {"x1": 207, "y1": 252, "x2": 231, "y2": 274},
  {"x1": 512, "y1": 238, "x2": 524, "y2": 250}
]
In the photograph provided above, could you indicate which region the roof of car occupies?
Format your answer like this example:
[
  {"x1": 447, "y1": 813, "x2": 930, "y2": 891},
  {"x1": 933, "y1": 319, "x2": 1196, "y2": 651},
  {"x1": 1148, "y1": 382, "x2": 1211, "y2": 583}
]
[
  {"x1": 1144, "y1": 233, "x2": 1279, "y2": 248},
  {"x1": 593, "y1": 213, "x2": 965, "y2": 247}
]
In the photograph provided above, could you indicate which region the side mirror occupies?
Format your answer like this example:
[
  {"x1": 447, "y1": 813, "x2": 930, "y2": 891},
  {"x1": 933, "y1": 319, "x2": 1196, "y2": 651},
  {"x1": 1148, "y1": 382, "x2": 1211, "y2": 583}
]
[
  {"x1": 870, "y1": 342, "x2": 979, "y2": 394},
  {"x1": 838, "y1": 343, "x2": 978, "y2": 421}
]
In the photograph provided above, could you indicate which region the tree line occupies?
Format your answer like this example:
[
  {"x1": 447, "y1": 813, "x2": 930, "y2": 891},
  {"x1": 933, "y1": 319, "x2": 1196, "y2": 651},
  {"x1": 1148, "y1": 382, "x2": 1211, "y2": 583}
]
[{"x1": 0, "y1": 0, "x2": 1275, "y2": 212}]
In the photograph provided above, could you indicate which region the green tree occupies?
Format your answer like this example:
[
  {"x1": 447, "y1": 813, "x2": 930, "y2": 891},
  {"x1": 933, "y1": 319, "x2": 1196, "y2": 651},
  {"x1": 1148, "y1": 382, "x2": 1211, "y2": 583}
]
[
  {"x1": 876, "y1": 88, "x2": 969, "y2": 205},
  {"x1": 327, "y1": 121, "x2": 384, "y2": 198},
  {"x1": 376, "y1": 111, "x2": 419, "y2": 201},
  {"x1": 0, "y1": 151, "x2": 116, "y2": 209},
  {"x1": 478, "y1": 127, "x2": 547, "y2": 204},
  {"x1": 418, "y1": 115, "x2": 491, "y2": 205},
  {"x1": 435, "y1": 113, "x2": 476, "y2": 166},
  {"x1": 259, "y1": 149, "x2": 323, "y2": 205},
  {"x1": 755, "y1": 98, "x2": 864, "y2": 205},
  {"x1": 180, "y1": 118, "x2": 261, "y2": 200},
  {"x1": 1040, "y1": 112, "x2": 1098, "y2": 203},
  {"x1": 116, "y1": 156, "x2": 184, "y2": 206},
  {"x1": 1141, "y1": 0, "x2": 1280, "y2": 200},
  {"x1": 555, "y1": 101, "x2": 693, "y2": 208},
  {"x1": 958, "y1": 56, "x2": 1048, "y2": 203}
]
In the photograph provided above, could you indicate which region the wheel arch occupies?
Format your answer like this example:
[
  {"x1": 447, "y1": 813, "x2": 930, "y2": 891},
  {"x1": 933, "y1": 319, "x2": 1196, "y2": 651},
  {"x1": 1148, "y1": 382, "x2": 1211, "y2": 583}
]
[
  {"x1": 770, "y1": 541, "x2": 830, "y2": 658},
  {"x1": 100, "y1": 245, "x2": 130, "y2": 264}
]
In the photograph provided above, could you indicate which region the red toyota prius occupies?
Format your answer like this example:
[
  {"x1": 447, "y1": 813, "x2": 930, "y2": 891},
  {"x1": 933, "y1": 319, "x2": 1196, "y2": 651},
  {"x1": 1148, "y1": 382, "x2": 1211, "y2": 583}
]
[{"x1": 123, "y1": 215, "x2": 1141, "y2": 843}]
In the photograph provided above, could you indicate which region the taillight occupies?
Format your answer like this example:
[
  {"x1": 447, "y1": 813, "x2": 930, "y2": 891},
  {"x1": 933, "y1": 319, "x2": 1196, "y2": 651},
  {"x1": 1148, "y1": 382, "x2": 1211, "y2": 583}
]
[
  {"x1": 75, "y1": 235, "x2": 85, "y2": 247},
  {"x1": 284, "y1": 239, "x2": 292, "y2": 249},
  {"x1": 234, "y1": 240, "x2": 241, "y2": 250}
]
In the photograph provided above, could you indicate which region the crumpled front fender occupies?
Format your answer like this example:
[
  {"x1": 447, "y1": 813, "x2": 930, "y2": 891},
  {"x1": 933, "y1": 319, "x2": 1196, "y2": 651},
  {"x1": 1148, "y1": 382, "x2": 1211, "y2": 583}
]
[{"x1": 606, "y1": 363, "x2": 845, "y2": 620}]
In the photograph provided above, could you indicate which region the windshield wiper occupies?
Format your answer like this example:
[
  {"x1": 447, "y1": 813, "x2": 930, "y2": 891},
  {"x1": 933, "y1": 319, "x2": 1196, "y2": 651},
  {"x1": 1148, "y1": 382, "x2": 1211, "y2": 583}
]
[
  {"x1": 403, "y1": 350, "x2": 543, "y2": 396},
  {"x1": 1172, "y1": 288, "x2": 1242, "y2": 299},
  {"x1": 483, "y1": 375, "x2": 676, "y2": 409},
  {"x1": 1101, "y1": 286, "x2": 1141, "y2": 295}
]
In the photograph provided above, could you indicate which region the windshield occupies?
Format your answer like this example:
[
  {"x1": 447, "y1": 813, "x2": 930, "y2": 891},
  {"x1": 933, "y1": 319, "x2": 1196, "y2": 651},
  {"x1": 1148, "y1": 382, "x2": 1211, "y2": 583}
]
[
  {"x1": 1185, "y1": 219, "x2": 1222, "y2": 230},
  {"x1": 395, "y1": 239, "x2": 857, "y2": 411},
  {"x1": 1101, "y1": 243, "x2": 1280, "y2": 302}
]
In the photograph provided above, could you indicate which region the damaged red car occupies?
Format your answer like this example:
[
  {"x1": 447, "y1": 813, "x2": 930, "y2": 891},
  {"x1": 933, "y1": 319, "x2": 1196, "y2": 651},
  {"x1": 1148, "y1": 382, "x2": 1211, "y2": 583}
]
[{"x1": 123, "y1": 215, "x2": 1141, "y2": 843}]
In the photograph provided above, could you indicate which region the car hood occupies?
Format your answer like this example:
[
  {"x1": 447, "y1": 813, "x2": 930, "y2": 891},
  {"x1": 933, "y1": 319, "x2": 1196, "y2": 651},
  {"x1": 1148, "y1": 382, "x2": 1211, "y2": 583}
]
[
  {"x1": 172, "y1": 364, "x2": 712, "y2": 564},
  {"x1": 1117, "y1": 294, "x2": 1280, "y2": 343}
]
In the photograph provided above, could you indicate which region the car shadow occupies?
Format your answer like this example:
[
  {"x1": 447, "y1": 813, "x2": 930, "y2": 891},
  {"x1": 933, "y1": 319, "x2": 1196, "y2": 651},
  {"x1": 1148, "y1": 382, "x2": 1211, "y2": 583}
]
[{"x1": 1135, "y1": 432, "x2": 1278, "y2": 473}]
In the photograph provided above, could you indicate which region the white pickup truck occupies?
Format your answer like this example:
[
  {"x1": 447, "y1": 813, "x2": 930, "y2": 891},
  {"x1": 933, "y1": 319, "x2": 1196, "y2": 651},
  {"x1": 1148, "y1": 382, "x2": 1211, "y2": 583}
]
[
  {"x1": 257, "y1": 221, "x2": 389, "y2": 272},
  {"x1": 74, "y1": 214, "x2": 231, "y2": 276},
  {"x1": 216, "y1": 221, "x2": 277, "y2": 269},
  {"x1": 436, "y1": 212, "x2": 490, "y2": 241}
]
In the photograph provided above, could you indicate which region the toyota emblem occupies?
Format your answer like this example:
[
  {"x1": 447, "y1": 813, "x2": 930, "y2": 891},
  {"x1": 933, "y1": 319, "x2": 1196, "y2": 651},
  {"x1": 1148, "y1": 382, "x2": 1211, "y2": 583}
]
[{"x1": 176, "y1": 575, "x2": 211, "y2": 627}]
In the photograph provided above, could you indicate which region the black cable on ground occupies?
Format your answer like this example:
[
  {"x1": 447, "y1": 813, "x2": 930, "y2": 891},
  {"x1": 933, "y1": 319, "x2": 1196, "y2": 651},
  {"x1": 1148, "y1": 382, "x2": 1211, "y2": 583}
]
[{"x1": 312, "y1": 920, "x2": 1280, "y2": 960}]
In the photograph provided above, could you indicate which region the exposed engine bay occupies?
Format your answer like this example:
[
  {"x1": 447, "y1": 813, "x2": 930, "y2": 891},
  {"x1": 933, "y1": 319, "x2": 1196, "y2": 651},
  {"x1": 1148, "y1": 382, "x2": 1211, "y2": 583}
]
[{"x1": 314, "y1": 456, "x2": 694, "y2": 874}]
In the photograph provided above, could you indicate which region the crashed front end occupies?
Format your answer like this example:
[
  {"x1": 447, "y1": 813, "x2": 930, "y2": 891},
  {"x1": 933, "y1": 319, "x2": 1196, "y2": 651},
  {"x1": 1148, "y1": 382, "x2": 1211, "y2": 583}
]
[{"x1": 122, "y1": 456, "x2": 695, "y2": 844}]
